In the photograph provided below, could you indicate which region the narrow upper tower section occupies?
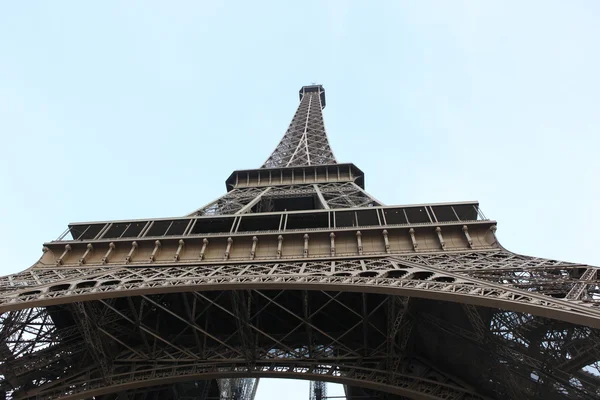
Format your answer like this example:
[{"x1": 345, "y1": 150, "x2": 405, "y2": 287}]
[{"x1": 262, "y1": 85, "x2": 337, "y2": 168}]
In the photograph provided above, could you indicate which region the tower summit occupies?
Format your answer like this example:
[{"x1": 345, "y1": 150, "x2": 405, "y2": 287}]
[
  {"x1": 263, "y1": 84, "x2": 335, "y2": 168},
  {"x1": 0, "y1": 85, "x2": 599, "y2": 400},
  {"x1": 299, "y1": 84, "x2": 326, "y2": 107}
]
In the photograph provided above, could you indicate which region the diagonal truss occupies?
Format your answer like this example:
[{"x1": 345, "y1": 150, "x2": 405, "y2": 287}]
[{"x1": 192, "y1": 182, "x2": 381, "y2": 216}]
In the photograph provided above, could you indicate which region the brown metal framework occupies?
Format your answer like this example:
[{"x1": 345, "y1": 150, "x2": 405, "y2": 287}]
[{"x1": 1, "y1": 85, "x2": 599, "y2": 400}]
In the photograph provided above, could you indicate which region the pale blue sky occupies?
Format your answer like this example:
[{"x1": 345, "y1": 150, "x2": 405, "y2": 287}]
[{"x1": 1, "y1": 1, "x2": 599, "y2": 399}]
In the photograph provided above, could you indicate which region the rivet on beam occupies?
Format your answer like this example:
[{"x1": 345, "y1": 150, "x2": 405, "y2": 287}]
[
  {"x1": 56, "y1": 244, "x2": 72, "y2": 265},
  {"x1": 174, "y1": 239, "x2": 185, "y2": 261},
  {"x1": 277, "y1": 235, "x2": 283, "y2": 259},
  {"x1": 224, "y1": 237, "x2": 233, "y2": 260},
  {"x1": 303, "y1": 234, "x2": 309, "y2": 258},
  {"x1": 330, "y1": 232, "x2": 336, "y2": 257},
  {"x1": 149, "y1": 240, "x2": 161, "y2": 262},
  {"x1": 102, "y1": 243, "x2": 116, "y2": 265},
  {"x1": 250, "y1": 236, "x2": 258, "y2": 260},
  {"x1": 435, "y1": 227, "x2": 446, "y2": 250},
  {"x1": 462, "y1": 225, "x2": 474, "y2": 248},
  {"x1": 199, "y1": 238, "x2": 209, "y2": 260},
  {"x1": 356, "y1": 231, "x2": 363, "y2": 255},
  {"x1": 125, "y1": 241, "x2": 138, "y2": 264},
  {"x1": 382, "y1": 229, "x2": 390, "y2": 253},
  {"x1": 79, "y1": 243, "x2": 93, "y2": 265},
  {"x1": 409, "y1": 228, "x2": 418, "y2": 250}
]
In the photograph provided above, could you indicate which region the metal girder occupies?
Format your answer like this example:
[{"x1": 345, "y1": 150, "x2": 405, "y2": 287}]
[
  {"x1": 189, "y1": 182, "x2": 380, "y2": 216},
  {"x1": 2, "y1": 84, "x2": 600, "y2": 400},
  {"x1": 15, "y1": 357, "x2": 489, "y2": 400},
  {"x1": 2, "y1": 253, "x2": 600, "y2": 329},
  {"x1": 191, "y1": 187, "x2": 268, "y2": 216}
]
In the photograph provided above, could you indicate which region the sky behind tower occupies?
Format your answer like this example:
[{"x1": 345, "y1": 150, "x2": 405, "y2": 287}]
[{"x1": 1, "y1": 1, "x2": 599, "y2": 399}]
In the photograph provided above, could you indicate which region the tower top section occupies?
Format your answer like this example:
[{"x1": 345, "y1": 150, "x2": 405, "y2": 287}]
[
  {"x1": 299, "y1": 85, "x2": 326, "y2": 108},
  {"x1": 262, "y1": 84, "x2": 336, "y2": 168}
]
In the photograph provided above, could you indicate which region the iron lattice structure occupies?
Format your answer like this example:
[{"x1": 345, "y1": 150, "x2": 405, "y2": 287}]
[{"x1": 1, "y1": 85, "x2": 599, "y2": 400}]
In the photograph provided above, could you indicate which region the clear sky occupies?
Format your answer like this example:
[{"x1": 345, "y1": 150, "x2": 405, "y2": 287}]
[{"x1": 1, "y1": 1, "x2": 599, "y2": 399}]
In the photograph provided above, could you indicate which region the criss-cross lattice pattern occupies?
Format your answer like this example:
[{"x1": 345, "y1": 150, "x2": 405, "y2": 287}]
[
  {"x1": 191, "y1": 182, "x2": 380, "y2": 216},
  {"x1": 1, "y1": 283, "x2": 599, "y2": 400},
  {"x1": 1, "y1": 251, "x2": 600, "y2": 399},
  {"x1": 262, "y1": 86, "x2": 336, "y2": 168}
]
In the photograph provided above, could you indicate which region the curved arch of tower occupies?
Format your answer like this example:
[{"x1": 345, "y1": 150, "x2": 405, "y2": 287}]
[{"x1": 1, "y1": 85, "x2": 599, "y2": 400}]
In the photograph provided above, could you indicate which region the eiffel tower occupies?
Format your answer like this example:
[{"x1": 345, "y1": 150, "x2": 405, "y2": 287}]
[{"x1": 1, "y1": 85, "x2": 599, "y2": 400}]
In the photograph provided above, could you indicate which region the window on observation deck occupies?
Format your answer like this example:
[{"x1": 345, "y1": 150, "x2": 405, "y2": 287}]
[
  {"x1": 191, "y1": 217, "x2": 236, "y2": 235},
  {"x1": 404, "y1": 207, "x2": 432, "y2": 223},
  {"x1": 252, "y1": 195, "x2": 322, "y2": 213},
  {"x1": 286, "y1": 212, "x2": 329, "y2": 230},
  {"x1": 69, "y1": 223, "x2": 105, "y2": 240},
  {"x1": 237, "y1": 214, "x2": 281, "y2": 232},
  {"x1": 273, "y1": 196, "x2": 317, "y2": 211}
]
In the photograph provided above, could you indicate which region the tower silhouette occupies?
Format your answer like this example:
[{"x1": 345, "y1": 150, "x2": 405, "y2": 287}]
[{"x1": 1, "y1": 85, "x2": 599, "y2": 399}]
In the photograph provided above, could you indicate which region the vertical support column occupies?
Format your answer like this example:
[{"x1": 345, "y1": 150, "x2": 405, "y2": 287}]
[
  {"x1": 303, "y1": 234, "x2": 309, "y2": 258},
  {"x1": 382, "y1": 230, "x2": 390, "y2": 254},
  {"x1": 409, "y1": 228, "x2": 418, "y2": 251},
  {"x1": 224, "y1": 237, "x2": 233, "y2": 260},
  {"x1": 79, "y1": 243, "x2": 94, "y2": 265},
  {"x1": 199, "y1": 238, "x2": 209, "y2": 260},
  {"x1": 462, "y1": 225, "x2": 474, "y2": 248},
  {"x1": 250, "y1": 236, "x2": 258, "y2": 260},
  {"x1": 149, "y1": 240, "x2": 161, "y2": 262},
  {"x1": 56, "y1": 244, "x2": 72, "y2": 265},
  {"x1": 125, "y1": 241, "x2": 138, "y2": 264},
  {"x1": 356, "y1": 231, "x2": 363, "y2": 255},
  {"x1": 277, "y1": 235, "x2": 283, "y2": 259},
  {"x1": 489, "y1": 225, "x2": 498, "y2": 245},
  {"x1": 330, "y1": 232, "x2": 336, "y2": 257},
  {"x1": 102, "y1": 243, "x2": 116, "y2": 264},
  {"x1": 435, "y1": 227, "x2": 446, "y2": 250},
  {"x1": 174, "y1": 240, "x2": 185, "y2": 261}
]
